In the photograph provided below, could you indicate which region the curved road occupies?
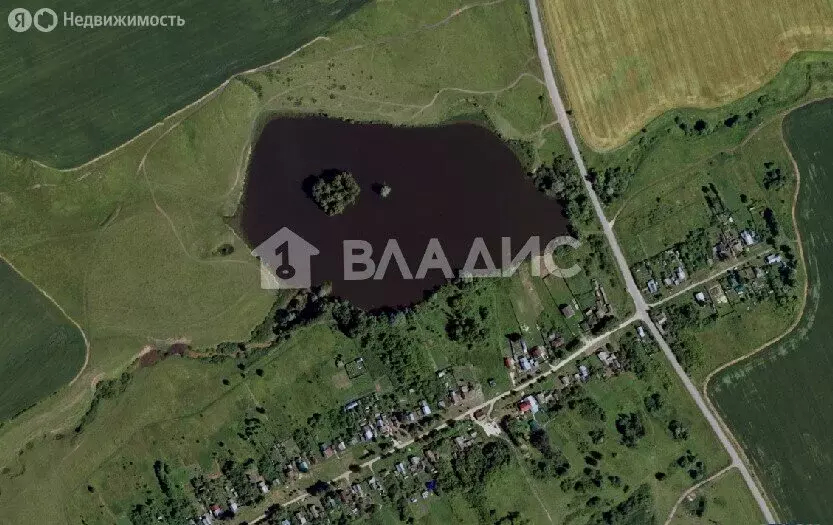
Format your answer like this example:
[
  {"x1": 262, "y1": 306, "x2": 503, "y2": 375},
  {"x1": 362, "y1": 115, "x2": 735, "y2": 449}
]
[{"x1": 526, "y1": 0, "x2": 776, "y2": 522}]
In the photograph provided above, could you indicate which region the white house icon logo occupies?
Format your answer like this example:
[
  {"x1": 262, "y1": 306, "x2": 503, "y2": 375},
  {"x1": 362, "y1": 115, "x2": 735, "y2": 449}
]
[{"x1": 252, "y1": 227, "x2": 319, "y2": 290}]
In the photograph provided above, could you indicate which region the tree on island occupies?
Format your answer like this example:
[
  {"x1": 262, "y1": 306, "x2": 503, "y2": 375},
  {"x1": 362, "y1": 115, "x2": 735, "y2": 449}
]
[
  {"x1": 309, "y1": 170, "x2": 360, "y2": 215},
  {"x1": 374, "y1": 182, "x2": 392, "y2": 198}
]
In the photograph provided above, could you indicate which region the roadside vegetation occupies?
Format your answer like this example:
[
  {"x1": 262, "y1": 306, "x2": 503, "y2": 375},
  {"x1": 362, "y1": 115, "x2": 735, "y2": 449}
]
[{"x1": 668, "y1": 469, "x2": 764, "y2": 525}]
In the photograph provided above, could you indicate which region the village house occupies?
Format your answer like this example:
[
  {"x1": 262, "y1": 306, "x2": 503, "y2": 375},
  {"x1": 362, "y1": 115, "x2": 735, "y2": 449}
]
[
  {"x1": 675, "y1": 265, "x2": 687, "y2": 283},
  {"x1": 518, "y1": 395, "x2": 540, "y2": 414},
  {"x1": 765, "y1": 253, "x2": 782, "y2": 265},
  {"x1": 548, "y1": 332, "x2": 565, "y2": 348}
]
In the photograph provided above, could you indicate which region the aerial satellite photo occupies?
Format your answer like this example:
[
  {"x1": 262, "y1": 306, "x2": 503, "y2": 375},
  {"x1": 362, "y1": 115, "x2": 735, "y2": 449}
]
[{"x1": 1, "y1": 1, "x2": 832, "y2": 524}]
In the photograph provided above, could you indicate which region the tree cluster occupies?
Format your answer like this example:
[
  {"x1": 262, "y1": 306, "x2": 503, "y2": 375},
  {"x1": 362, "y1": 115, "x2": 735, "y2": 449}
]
[
  {"x1": 530, "y1": 155, "x2": 590, "y2": 231},
  {"x1": 309, "y1": 170, "x2": 360, "y2": 215},
  {"x1": 614, "y1": 412, "x2": 645, "y2": 448}
]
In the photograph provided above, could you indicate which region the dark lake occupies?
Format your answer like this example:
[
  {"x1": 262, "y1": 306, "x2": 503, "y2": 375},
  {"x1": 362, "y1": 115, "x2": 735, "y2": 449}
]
[{"x1": 240, "y1": 116, "x2": 569, "y2": 310}]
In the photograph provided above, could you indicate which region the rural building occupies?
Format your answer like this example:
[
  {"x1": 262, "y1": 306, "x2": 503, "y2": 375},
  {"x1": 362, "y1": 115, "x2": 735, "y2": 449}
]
[
  {"x1": 765, "y1": 254, "x2": 782, "y2": 265},
  {"x1": 560, "y1": 304, "x2": 575, "y2": 318},
  {"x1": 636, "y1": 325, "x2": 646, "y2": 339},
  {"x1": 519, "y1": 395, "x2": 540, "y2": 414},
  {"x1": 741, "y1": 230, "x2": 757, "y2": 246},
  {"x1": 647, "y1": 279, "x2": 659, "y2": 294},
  {"x1": 694, "y1": 291, "x2": 707, "y2": 303},
  {"x1": 548, "y1": 332, "x2": 565, "y2": 348}
]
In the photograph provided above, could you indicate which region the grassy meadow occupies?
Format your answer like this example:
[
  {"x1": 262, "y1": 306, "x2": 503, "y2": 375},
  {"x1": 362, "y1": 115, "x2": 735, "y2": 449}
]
[
  {"x1": 710, "y1": 99, "x2": 833, "y2": 522},
  {"x1": 0, "y1": 261, "x2": 86, "y2": 420},
  {"x1": 0, "y1": 1, "x2": 584, "y2": 522},
  {"x1": 590, "y1": 55, "x2": 829, "y2": 390},
  {"x1": 0, "y1": 0, "x2": 557, "y2": 449},
  {"x1": 668, "y1": 468, "x2": 764, "y2": 525},
  {"x1": 408, "y1": 324, "x2": 747, "y2": 524},
  {"x1": 541, "y1": 0, "x2": 833, "y2": 149},
  {"x1": 0, "y1": 0, "x2": 369, "y2": 167},
  {"x1": 0, "y1": 314, "x2": 752, "y2": 525}
]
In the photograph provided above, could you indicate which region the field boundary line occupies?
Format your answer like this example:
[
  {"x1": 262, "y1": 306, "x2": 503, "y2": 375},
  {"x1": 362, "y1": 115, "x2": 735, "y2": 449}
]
[
  {"x1": 20, "y1": 0, "x2": 516, "y2": 173},
  {"x1": 699, "y1": 109, "x2": 817, "y2": 522},
  {"x1": 0, "y1": 254, "x2": 91, "y2": 387},
  {"x1": 26, "y1": 36, "x2": 332, "y2": 174},
  {"x1": 663, "y1": 464, "x2": 735, "y2": 525}
]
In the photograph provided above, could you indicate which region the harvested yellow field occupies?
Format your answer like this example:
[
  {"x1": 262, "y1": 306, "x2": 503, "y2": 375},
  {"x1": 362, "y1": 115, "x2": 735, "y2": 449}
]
[{"x1": 541, "y1": 0, "x2": 833, "y2": 149}]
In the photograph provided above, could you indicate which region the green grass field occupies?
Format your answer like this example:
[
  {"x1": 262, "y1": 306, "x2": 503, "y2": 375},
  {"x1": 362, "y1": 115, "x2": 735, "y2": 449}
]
[
  {"x1": 0, "y1": 2, "x2": 576, "y2": 522},
  {"x1": 410, "y1": 324, "x2": 751, "y2": 525},
  {"x1": 612, "y1": 117, "x2": 796, "y2": 265},
  {"x1": 2, "y1": 1, "x2": 824, "y2": 523},
  {"x1": 0, "y1": 0, "x2": 369, "y2": 167},
  {"x1": 0, "y1": 0, "x2": 560, "y2": 462},
  {"x1": 0, "y1": 261, "x2": 86, "y2": 420},
  {"x1": 541, "y1": 0, "x2": 833, "y2": 149},
  {"x1": 710, "y1": 99, "x2": 833, "y2": 523},
  {"x1": 669, "y1": 469, "x2": 764, "y2": 525}
]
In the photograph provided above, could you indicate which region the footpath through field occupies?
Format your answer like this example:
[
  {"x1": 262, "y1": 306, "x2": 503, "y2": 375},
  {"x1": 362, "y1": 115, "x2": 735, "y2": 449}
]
[{"x1": 526, "y1": 0, "x2": 776, "y2": 522}]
